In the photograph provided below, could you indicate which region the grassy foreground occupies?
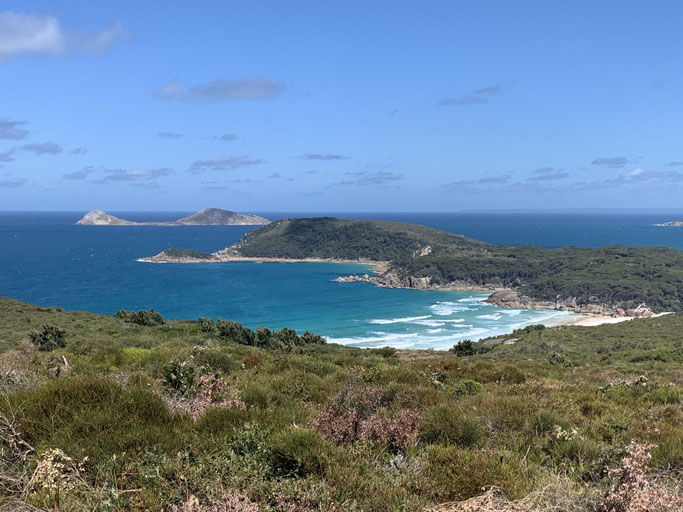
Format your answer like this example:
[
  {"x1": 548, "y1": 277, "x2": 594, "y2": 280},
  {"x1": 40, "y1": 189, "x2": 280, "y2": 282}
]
[{"x1": 0, "y1": 297, "x2": 681, "y2": 511}]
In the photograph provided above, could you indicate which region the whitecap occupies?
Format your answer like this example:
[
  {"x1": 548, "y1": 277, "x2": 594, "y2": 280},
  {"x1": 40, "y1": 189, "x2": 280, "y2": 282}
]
[
  {"x1": 368, "y1": 315, "x2": 431, "y2": 325},
  {"x1": 477, "y1": 313, "x2": 502, "y2": 320},
  {"x1": 429, "y1": 302, "x2": 471, "y2": 315}
]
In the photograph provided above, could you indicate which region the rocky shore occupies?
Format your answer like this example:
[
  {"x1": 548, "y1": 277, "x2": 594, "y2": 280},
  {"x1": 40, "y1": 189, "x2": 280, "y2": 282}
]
[
  {"x1": 336, "y1": 272, "x2": 659, "y2": 318},
  {"x1": 484, "y1": 289, "x2": 656, "y2": 318}
]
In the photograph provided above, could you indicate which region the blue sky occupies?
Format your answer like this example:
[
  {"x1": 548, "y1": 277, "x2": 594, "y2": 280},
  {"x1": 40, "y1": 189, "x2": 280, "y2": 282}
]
[{"x1": 1, "y1": 1, "x2": 682, "y2": 211}]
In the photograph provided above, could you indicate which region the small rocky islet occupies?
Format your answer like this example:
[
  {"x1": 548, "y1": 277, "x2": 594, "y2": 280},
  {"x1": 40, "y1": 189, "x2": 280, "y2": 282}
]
[{"x1": 76, "y1": 207, "x2": 270, "y2": 226}]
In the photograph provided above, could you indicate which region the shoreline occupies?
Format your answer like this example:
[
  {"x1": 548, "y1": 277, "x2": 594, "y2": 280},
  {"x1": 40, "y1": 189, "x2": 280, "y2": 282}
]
[
  {"x1": 138, "y1": 253, "x2": 668, "y2": 327},
  {"x1": 139, "y1": 254, "x2": 390, "y2": 271}
]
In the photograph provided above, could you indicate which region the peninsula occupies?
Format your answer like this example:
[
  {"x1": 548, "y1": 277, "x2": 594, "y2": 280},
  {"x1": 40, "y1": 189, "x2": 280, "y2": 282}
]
[
  {"x1": 76, "y1": 208, "x2": 270, "y2": 226},
  {"x1": 141, "y1": 217, "x2": 683, "y2": 315}
]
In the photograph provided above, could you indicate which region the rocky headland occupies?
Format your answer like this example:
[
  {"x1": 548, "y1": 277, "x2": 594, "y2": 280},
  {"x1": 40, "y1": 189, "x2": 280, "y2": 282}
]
[
  {"x1": 77, "y1": 208, "x2": 269, "y2": 226},
  {"x1": 656, "y1": 220, "x2": 683, "y2": 227},
  {"x1": 139, "y1": 217, "x2": 682, "y2": 316}
]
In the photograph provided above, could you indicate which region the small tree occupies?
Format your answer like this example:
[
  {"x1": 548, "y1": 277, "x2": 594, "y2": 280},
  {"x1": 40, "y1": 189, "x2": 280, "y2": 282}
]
[
  {"x1": 451, "y1": 339, "x2": 474, "y2": 356},
  {"x1": 29, "y1": 325, "x2": 67, "y2": 351}
]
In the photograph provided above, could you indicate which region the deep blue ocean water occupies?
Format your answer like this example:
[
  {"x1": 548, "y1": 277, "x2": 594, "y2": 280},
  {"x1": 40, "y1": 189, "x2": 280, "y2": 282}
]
[{"x1": 2, "y1": 211, "x2": 682, "y2": 350}]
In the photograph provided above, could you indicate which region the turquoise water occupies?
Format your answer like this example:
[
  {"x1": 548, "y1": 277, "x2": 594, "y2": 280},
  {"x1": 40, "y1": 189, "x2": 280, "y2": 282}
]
[{"x1": 2, "y1": 211, "x2": 682, "y2": 349}]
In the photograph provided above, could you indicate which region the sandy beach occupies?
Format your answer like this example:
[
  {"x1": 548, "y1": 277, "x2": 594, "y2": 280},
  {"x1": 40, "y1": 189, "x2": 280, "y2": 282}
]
[{"x1": 551, "y1": 312, "x2": 673, "y2": 328}]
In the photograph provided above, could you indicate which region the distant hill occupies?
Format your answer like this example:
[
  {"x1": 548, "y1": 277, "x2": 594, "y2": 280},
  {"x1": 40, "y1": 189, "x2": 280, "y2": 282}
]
[
  {"x1": 144, "y1": 217, "x2": 683, "y2": 313},
  {"x1": 76, "y1": 208, "x2": 269, "y2": 226},
  {"x1": 227, "y1": 217, "x2": 488, "y2": 261}
]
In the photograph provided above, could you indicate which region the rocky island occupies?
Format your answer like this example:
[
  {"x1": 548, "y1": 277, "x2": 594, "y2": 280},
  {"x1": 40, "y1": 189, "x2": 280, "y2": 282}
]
[
  {"x1": 657, "y1": 219, "x2": 683, "y2": 226},
  {"x1": 76, "y1": 208, "x2": 269, "y2": 226},
  {"x1": 140, "y1": 217, "x2": 683, "y2": 315}
]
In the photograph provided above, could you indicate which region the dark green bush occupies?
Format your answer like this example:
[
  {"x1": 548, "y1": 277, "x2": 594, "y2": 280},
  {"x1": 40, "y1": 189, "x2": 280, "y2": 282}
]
[
  {"x1": 116, "y1": 309, "x2": 166, "y2": 326},
  {"x1": 451, "y1": 339, "x2": 474, "y2": 356},
  {"x1": 197, "y1": 316, "x2": 218, "y2": 335},
  {"x1": 28, "y1": 324, "x2": 66, "y2": 351},
  {"x1": 454, "y1": 379, "x2": 483, "y2": 397}
]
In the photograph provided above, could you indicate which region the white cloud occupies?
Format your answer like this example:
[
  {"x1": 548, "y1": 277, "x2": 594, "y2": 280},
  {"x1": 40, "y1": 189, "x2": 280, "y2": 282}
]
[{"x1": 0, "y1": 11, "x2": 127, "y2": 64}]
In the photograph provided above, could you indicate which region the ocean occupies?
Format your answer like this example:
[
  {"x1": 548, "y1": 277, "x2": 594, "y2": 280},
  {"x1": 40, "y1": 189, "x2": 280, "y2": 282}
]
[{"x1": 1, "y1": 211, "x2": 682, "y2": 350}]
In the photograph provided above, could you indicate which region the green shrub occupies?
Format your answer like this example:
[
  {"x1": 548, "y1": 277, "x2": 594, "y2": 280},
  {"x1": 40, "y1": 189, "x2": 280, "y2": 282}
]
[
  {"x1": 198, "y1": 316, "x2": 218, "y2": 335},
  {"x1": 196, "y1": 406, "x2": 251, "y2": 436},
  {"x1": 454, "y1": 379, "x2": 483, "y2": 397},
  {"x1": 8, "y1": 377, "x2": 187, "y2": 460},
  {"x1": 451, "y1": 339, "x2": 474, "y2": 356},
  {"x1": 420, "y1": 404, "x2": 485, "y2": 447},
  {"x1": 217, "y1": 319, "x2": 255, "y2": 345},
  {"x1": 547, "y1": 351, "x2": 574, "y2": 367},
  {"x1": 240, "y1": 383, "x2": 269, "y2": 408},
  {"x1": 270, "y1": 428, "x2": 336, "y2": 477},
  {"x1": 163, "y1": 360, "x2": 196, "y2": 393},
  {"x1": 193, "y1": 348, "x2": 239, "y2": 374},
  {"x1": 500, "y1": 364, "x2": 527, "y2": 384},
  {"x1": 530, "y1": 409, "x2": 567, "y2": 436},
  {"x1": 28, "y1": 324, "x2": 66, "y2": 351},
  {"x1": 116, "y1": 309, "x2": 166, "y2": 326},
  {"x1": 425, "y1": 446, "x2": 532, "y2": 501}
]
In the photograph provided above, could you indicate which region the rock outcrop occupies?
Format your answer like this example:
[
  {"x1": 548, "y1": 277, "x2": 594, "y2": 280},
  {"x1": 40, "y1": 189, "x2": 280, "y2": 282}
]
[
  {"x1": 485, "y1": 289, "x2": 655, "y2": 317},
  {"x1": 76, "y1": 210, "x2": 136, "y2": 225},
  {"x1": 656, "y1": 220, "x2": 683, "y2": 227}
]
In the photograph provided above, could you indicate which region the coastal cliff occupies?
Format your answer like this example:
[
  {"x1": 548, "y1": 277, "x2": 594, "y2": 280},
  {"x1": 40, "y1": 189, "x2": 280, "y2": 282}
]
[
  {"x1": 140, "y1": 217, "x2": 683, "y2": 314},
  {"x1": 77, "y1": 208, "x2": 269, "y2": 226}
]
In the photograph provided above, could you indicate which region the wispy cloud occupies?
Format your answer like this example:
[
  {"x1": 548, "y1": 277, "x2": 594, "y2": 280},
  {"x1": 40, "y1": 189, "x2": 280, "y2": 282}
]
[
  {"x1": 158, "y1": 131, "x2": 183, "y2": 138},
  {"x1": 93, "y1": 167, "x2": 174, "y2": 184},
  {"x1": 337, "y1": 171, "x2": 403, "y2": 186},
  {"x1": 666, "y1": 161, "x2": 683, "y2": 166},
  {"x1": 154, "y1": 77, "x2": 284, "y2": 102},
  {"x1": 0, "y1": 177, "x2": 27, "y2": 188},
  {"x1": 298, "y1": 153, "x2": 349, "y2": 160},
  {"x1": 526, "y1": 167, "x2": 569, "y2": 181},
  {"x1": 70, "y1": 147, "x2": 87, "y2": 154},
  {"x1": 438, "y1": 84, "x2": 502, "y2": 106},
  {"x1": 444, "y1": 173, "x2": 512, "y2": 192},
  {"x1": 62, "y1": 166, "x2": 95, "y2": 180},
  {"x1": 591, "y1": 157, "x2": 629, "y2": 168},
  {"x1": 214, "y1": 133, "x2": 237, "y2": 142},
  {"x1": 189, "y1": 155, "x2": 264, "y2": 173},
  {"x1": 0, "y1": 11, "x2": 127, "y2": 64},
  {"x1": 0, "y1": 118, "x2": 29, "y2": 139},
  {"x1": 0, "y1": 151, "x2": 14, "y2": 162},
  {"x1": 21, "y1": 141, "x2": 62, "y2": 154}
]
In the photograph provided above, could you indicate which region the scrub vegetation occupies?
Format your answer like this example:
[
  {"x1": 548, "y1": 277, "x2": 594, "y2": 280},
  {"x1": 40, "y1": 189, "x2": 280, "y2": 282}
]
[{"x1": 0, "y1": 297, "x2": 680, "y2": 511}]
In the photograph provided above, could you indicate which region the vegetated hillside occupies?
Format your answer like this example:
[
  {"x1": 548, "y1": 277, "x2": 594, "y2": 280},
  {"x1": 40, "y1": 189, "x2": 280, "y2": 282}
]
[
  {"x1": 400, "y1": 244, "x2": 683, "y2": 311},
  {"x1": 231, "y1": 217, "x2": 489, "y2": 260},
  {"x1": 0, "y1": 297, "x2": 681, "y2": 511},
  {"x1": 227, "y1": 218, "x2": 683, "y2": 311}
]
